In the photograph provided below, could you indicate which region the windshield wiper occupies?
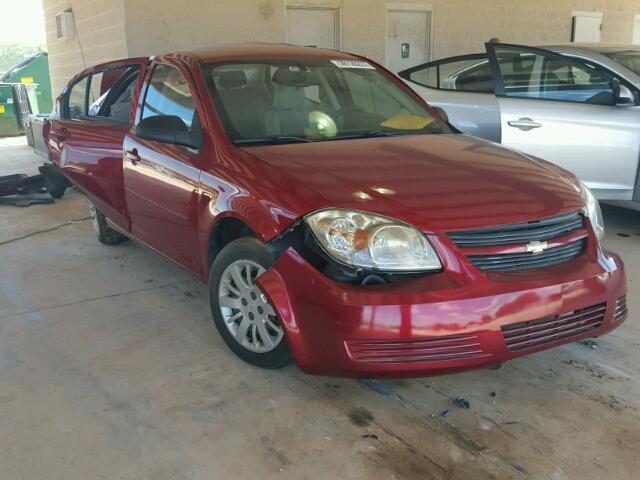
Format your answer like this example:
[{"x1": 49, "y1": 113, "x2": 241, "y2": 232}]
[
  {"x1": 234, "y1": 136, "x2": 315, "y2": 146},
  {"x1": 324, "y1": 129, "x2": 421, "y2": 141}
]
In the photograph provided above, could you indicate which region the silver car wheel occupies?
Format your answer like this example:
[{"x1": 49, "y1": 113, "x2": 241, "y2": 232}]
[
  {"x1": 218, "y1": 259, "x2": 284, "y2": 354},
  {"x1": 87, "y1": 199, "x2": 100, "y2": 234}
]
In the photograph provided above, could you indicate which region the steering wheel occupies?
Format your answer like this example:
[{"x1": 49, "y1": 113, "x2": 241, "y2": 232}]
[{"x1": 333, "y1": 106, "x2": 366, "y2": 126}]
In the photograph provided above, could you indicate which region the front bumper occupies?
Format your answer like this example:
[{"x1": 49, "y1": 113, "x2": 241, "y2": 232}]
[{"x1": 257, "y1": 244, "x2": 627, "y2": 378}]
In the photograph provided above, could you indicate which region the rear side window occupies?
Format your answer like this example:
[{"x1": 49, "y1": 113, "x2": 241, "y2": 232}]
[
  {"x1": 407, "y1": 65, "x2": 437, "y2": 88},
  {"x1": 141, "y1": 64, "x2": 197, "y2": 129},
  {"x1": 439, "y1": 58, "x2": 494, "y2": 93},
  {"x1": 67, "y1": 76, "x2": 88, "y2": 118},
  {"x1": 404, "y1": 57, "x2": 495, "y2": 93},
  {"x1": 88, "y1": 66, "x2": 140, "y2": 122}
]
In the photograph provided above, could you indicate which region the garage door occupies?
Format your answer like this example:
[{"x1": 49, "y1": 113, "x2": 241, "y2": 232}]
[{"x1": 286, "y1": 7, "x2": 339, "y2": 49}]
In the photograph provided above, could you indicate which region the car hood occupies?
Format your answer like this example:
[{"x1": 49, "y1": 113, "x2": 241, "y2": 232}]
[{"x1": 243, "y1": 134, "x2": 584, "y2": 232}]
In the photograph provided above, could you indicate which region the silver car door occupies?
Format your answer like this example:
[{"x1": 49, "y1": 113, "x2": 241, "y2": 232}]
[
  {"x1": 486, "y1": 43, "x2": 640, "y2": 201},
  {"x1": 399, "y1": 55, "x2": 501, "y2": 143}
]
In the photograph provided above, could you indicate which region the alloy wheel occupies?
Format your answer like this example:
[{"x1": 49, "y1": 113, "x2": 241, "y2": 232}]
[{"x1": 218, "y1": 259, "x2": 284, "y2": 353}]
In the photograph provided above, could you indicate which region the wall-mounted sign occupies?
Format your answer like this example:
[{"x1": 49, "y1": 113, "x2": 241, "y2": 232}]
[{"x1": 401, "y1": 43, "x2": 410, "y2": 58}]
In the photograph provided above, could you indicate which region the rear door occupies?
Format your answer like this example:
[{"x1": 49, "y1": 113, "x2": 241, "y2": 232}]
[
  {"x1": 486, "y1": 43, "x2": 640, "y2": 200},
  {"x1": 47, "y1": 59, "x2": 148, "y2": 230},
  {"x1": 123, "y1": 61, "x2": 205, "y2": 274},
  {"x1": 399, "y1": 55, "x2": 501, "y2": 142}
]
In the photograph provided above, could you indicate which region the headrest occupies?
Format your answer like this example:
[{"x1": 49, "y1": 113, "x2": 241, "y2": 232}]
[
  {"x1": 273, "y1": 84, "x2": 307, "y2": 109},
  {"x1": 218, "y1": 70, "x2": 247, "y2": 89},
  {"x1": 272, "y1": 67, "x2": 318, "y2": 87}
]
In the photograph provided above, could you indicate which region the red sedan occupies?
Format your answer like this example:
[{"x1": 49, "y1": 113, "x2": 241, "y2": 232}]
[{"x1": 45, "y1": 43, "x2": 627, "y2": 378}]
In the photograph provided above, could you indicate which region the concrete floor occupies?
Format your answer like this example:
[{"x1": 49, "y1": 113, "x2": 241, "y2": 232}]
[{"x1": 1, "y1": 139, "x2": 639, "y2": 480}]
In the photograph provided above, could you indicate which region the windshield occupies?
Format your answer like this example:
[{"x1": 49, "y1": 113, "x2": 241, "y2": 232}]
[
  {"x1": 602, "y1": 50, "x2": 640, "y2": 76},
  {"x1": 203, "y1": 59, "x2": 444, "y2": 146}
]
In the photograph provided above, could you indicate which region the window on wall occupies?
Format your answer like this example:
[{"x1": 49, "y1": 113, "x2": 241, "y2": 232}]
[
  {"x1": 142, "y1": 64, "x2": 198, "y2": 129},
  {"x1": 67, "y1": 75, "x2": 88, "y2": 118}
]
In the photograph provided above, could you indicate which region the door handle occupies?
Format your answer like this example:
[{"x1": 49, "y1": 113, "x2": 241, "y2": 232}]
[
  {"x1": 507, "y1": 118, "x2": 542, "y2": 131},
  {"x1": 125, "y1": 148, "x2": 141, "y2": 165}
]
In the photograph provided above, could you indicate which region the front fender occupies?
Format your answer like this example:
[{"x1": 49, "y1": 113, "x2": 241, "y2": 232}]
[{"x1": 197, "y1": 170, "x2": 300, "y2": 282}]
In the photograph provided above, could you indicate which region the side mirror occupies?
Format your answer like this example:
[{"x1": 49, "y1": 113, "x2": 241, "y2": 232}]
[
  {"x1": 616, "y1": 84, "x2": 636, "y2": 106},
  {"x1": 135, "y1": 115, "x2": 200, "y2": 149},
  {"x1": 431, "y1": 106, "x2": 450, "y2": 124}
]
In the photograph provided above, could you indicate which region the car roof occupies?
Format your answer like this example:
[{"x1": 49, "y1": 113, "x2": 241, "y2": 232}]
[{"x1": 170, "y1": 42, "x2": 361, "y2": 63}]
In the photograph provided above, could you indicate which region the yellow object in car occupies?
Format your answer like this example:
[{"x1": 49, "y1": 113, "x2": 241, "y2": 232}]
[
  {"x1": 381, "y1": 114, "x2": 435, "y2": 130},
  {"x1": 0, "y1": 105, "x2": 5, "y2": 114}
]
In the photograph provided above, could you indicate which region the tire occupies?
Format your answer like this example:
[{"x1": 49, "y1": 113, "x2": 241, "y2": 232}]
[
  {"x1": 87, "y1": 198, "x2": 128, "y2": 245},
  {"x1": 209, "y1": 238, "x2": 292, "y2": 369}
]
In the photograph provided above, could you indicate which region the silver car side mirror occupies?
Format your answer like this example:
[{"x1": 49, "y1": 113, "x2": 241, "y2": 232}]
[{"x1": 616, "y1": 84, "x2": 636, "y2": 106}]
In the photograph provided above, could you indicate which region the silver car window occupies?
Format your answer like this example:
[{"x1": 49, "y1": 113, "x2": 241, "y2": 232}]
[{"x1": 493, "y1": 46, "x2": 615, "y2": 105}]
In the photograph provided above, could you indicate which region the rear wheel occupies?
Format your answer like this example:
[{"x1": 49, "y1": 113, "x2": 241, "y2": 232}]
[
  {"x1": 87, "y1": 198, "x2": 127, "y2": 245},
  {"x1": 209, "y1": 238, "x2": 291, "y2": 368}
]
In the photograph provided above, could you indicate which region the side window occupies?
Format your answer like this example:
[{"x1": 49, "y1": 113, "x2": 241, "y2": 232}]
[
  {"x1": 142, "y1": 64, "x2": 197, "y2": 129},
  {"x1": 493, "y1": 47, "x2": 615, "y2": 105},
  {"x1": 405, "y1": 57, "x2": 494, "y2": 93},
  {"x1": 407, "y1": 65, "x2": 438, "y2": 88},
  {"x1": 87, "y1": 67, "x2": 131, "y2": 118},
  {"x1": 439, "y1": 58, "x2": 494, "y2": 93},
  {"x1": 88, "y1": 67, "x2": 140, "y2": 122},
  {"x1": 67, "y1": 76, "x2": 88, "y2": 118}
]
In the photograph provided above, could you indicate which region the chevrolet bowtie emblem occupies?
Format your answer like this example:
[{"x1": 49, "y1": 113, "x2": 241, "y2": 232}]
[{"x1": 526, "y1": 241, "x2": 548, "y2": 254}]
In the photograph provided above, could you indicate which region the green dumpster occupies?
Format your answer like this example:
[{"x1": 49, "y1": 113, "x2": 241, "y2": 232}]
[
  {"x1": 0, "y1": 83, "x2": 21, "y2": 137},
  {"x1": 0, "y1": 52, "x2": 52, "y2": 114},
  {"x1": 0, "y1": 83, "x2": 39, "y2": 137}
]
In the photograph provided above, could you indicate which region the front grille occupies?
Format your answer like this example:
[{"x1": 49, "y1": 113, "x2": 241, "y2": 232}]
[
  {"x1": 448, "y1": 212, "x2": 583, "y2": 247},
  {"x1": 614, "y1": 296, "x2": 628, "y2": 322},
  {"x1": 467, "y1": 238, "x2": 585, "y2": 272},
  {"x1": 346, "y1": 333, "x2": 487, "y2": 364},
  {"x1": 501, "y1": 302, "x2": 606, "y2": 352}
]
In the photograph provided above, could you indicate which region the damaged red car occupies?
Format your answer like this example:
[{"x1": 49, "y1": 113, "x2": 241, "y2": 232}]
[{"x1": 45, "y1": 43, "x2": 628, "y2": 377}]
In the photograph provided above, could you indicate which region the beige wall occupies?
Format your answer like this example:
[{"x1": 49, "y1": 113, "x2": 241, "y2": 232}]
[
  {"x1": 44, "y1": 0, "x2": 640, "y2": 93},
  {"x1": 44, "y1": 0, "x2": 128, "y2": 94}
]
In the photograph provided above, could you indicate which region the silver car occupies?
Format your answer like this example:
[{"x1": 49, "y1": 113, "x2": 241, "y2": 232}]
[{"x1": 399, "y1": 43, "x2": 640, "y2": 209}]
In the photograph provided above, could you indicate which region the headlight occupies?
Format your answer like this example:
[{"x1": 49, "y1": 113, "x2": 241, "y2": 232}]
[
  {"x1": 304, "y1": 209, "x2": 442, "y2": 272},
  {"x1": 578, "y1": 182, "x2": 605, "y2": 241}
]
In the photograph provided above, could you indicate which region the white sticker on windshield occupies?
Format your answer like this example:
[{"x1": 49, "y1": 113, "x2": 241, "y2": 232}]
[{"x1": 331, "y1": 60, "x2": 375, "y2": 69}]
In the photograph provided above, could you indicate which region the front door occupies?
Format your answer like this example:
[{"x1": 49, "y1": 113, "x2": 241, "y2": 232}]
[
  {"x1": 385, "y1": 8, "x2": 431, "y2": 74},
  {"x1": 123, "y1": 62, "x2": 204, "y2": 274},
  {"x1": 486, "y1": 43, "x2": 640, "y2": 200}
]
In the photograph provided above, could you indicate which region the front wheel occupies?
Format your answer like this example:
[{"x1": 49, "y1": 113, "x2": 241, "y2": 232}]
[{"x1": 209, "y1": 238, "x2": 291, "y2": 369}]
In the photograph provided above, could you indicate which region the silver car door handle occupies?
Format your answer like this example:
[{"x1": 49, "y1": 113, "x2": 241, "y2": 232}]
[{"x1": 507, "y1": 118, "x2": 542, "y2": 131}]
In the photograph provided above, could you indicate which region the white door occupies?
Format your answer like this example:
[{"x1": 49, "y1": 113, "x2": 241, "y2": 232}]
[
  {"x1": 486, "y1": 44, "x2": 640, "y2": 201},
  {"x1": 385, "y1": 9, "x2": 431, "y2": 73},
  {"x1": 286, "y1": 7, "x2": 338, "y2": 49},
  {"x1": 572, "y1": 12, "x2": 602, "y2": 42},
  {"x1": 633, "y1": 15, "x2": 640, "y2": 45}
]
